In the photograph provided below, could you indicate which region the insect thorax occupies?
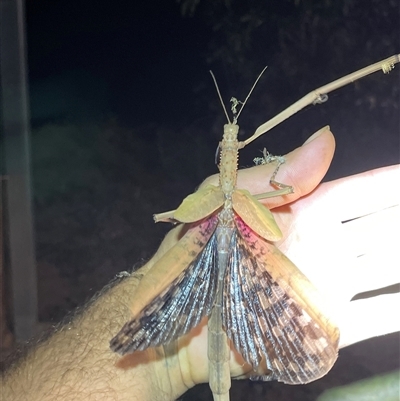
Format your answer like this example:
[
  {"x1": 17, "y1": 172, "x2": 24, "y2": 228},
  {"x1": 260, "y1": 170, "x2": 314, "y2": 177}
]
[{"x1": 219, "y1": 124, "x2": 240, "y2": 195}]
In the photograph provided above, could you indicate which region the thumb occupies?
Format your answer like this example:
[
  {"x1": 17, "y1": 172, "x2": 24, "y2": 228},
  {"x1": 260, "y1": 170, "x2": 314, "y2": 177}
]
[{"x1": 236, "y1": 126, "x2": 336, "y2": 210}]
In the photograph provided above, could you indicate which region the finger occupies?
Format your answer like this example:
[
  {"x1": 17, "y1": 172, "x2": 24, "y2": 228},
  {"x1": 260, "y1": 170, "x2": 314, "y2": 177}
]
[
  {"x1": 343, "y1": 204, "x2": 399, "y2": 260},
  {"x1": 321, "y1": 165, "x2": 400, "y2": 222},
  {"x1": 201, "y1": 126, "x2": 336, "y2": 210},
  {"x1": 338, "y1": 293, "x2": 400, "y2": 348},
  {"x1": 274, "y1": 180, "x2": 349, "y2": 300},
  {"x1": 283, "y1": 168, "x2": 400, "y2": 301},
  {"x1": 351, "y1": 253, "x2": 400, "y2": 296},
  {"x1": 240, "y1": 126, "x2": 335, "y2": 209},
  {"x1": 344, "y1": 205, "x2": 400, "y2": 295}
]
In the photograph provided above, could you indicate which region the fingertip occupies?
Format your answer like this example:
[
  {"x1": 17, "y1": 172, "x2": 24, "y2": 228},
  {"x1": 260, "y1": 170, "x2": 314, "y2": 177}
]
[
  {"x1": 300, "y1": 126, "x2": 336, "y2": 162},
  {"x1": 302, "y1": 125, "x2": 334, "y2": 146},
  {"x1": 284, "y1": 126, "x2": 336, "y2": 196}
]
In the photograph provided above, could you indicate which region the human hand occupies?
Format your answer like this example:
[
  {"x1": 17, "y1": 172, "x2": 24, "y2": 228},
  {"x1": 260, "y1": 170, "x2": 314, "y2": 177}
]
[
  {"x1": 5, "y1": 127, "x2": 396, "y2": 401},
  {"x1": 124, "y1": 126, "x2": 399, "y2": 397}
]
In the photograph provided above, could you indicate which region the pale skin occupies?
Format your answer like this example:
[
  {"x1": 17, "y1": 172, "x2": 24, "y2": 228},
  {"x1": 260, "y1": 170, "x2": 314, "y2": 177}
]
[{"x1": 2, "y1": 127, "x2": 399, "y2": 401}]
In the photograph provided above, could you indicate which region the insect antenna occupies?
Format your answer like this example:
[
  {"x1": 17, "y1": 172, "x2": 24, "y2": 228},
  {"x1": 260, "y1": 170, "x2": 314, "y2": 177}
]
[
  {"x1": 234, "y1": 66, "x2": 268, "y2": 122},
  {"x1": 210, "y1": 70, "x2": 231, "y2": 124},
  {"x1": 210, "y1": 66, "x2": 269, "y2": 125}
]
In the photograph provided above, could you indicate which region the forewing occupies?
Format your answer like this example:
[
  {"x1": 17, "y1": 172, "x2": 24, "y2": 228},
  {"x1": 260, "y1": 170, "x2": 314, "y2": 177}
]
[
  {"x1": 174, "y1": 184, "x2": 224, "y2": 222},
  {"x1": 110, "y1": 232, "x2": 219, "y2": 355},
  {"x1": 232, "y1": 189, "x2": 282, "y2": 241},
  {"x1": 223, "y1": 216, "x2": 339, "y2": 384}
]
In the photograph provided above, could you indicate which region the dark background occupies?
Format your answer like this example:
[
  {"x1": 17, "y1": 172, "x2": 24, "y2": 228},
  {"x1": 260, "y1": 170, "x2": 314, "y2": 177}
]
[{"x1": 15, "y1": 0, "x2": 400, "y2": 399}]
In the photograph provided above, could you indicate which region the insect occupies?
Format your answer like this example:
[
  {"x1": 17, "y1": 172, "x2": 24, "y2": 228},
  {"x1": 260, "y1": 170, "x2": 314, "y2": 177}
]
[{"x1": 110, "y1": 55, "x2": 399, "y2": 401}]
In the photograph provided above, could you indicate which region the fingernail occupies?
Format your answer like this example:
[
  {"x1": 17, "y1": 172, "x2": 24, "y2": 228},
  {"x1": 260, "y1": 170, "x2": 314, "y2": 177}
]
[{"x1": 303, "y1": 125, "x2": 330, "y2": 145}]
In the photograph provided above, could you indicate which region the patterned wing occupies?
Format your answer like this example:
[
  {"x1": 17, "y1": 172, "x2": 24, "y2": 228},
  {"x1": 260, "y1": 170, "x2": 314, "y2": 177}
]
[
  {"x1": 223, "y1": 215, "x2": 339, "y2": 384},
  {"x1": 110, "y1": 232, "x2": 219, "y2": 354}
]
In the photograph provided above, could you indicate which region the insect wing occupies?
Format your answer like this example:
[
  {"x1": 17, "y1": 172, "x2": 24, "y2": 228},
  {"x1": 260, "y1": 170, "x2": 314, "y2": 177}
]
[
  {"x1": 232, "y1": 189, "x2": 282, "y2": 242},
  {"x1": 174, "y1": 184, "x2": 224, "y2": 222},
  {"x1": 128, "y1": 216, "x2": 218, "y2": 318},
  {"x1": 223, "y1": 216, "x2": 339, "y2": 384},
  {"x1": 110, "y1": 227, "x2": 219, "y2": 355}
]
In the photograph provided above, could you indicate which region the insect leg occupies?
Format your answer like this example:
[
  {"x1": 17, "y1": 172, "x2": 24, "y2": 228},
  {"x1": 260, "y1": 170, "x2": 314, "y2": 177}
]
[{"x1": 254, "y1": 148, "x2": 294, "y2": 194}]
